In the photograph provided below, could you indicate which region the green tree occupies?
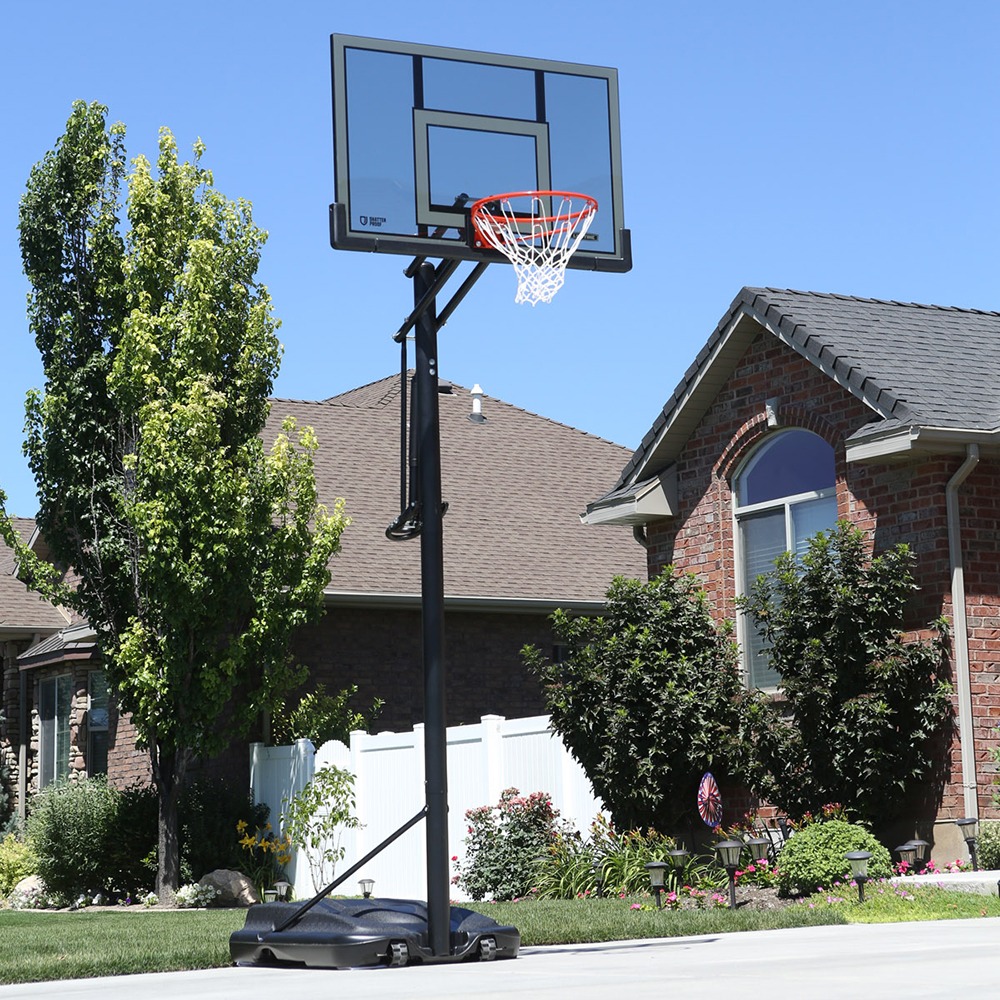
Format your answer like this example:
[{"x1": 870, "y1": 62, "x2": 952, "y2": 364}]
[
  {"x1": 4, "y1": 101, "x2": 347, "y2": 896},
  {"x1": 522, "y1": 572, "x2": 766, "y2": 834},
  {"x1": 738, "y1": 521, "x2": 952, "y2": 827},
  {"x1": 281, "y1": 765, "x2": 362, "y2": 894},
  {"x1": 270, "y1": 683, "x2": 384, "y2": 748}
]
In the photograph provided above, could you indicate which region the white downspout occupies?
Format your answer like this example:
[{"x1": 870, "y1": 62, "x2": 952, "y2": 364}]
[{"x1": 946, "y1": 444, "x2": 980, "y2": 818}]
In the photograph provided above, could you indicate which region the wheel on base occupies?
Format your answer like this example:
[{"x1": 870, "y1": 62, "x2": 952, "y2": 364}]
[
  {"x1": 387, "y1": 941, "x2": 409, "y2": 967},
  {"x1": 478, "y1": 936, "x2": 497, "y2": 961}
]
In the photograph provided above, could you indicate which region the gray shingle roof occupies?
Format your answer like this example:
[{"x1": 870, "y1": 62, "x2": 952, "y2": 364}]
[
  {"x1": 266, "y1": 376, "x2": 646, "y2": 606},
  {"x1": 615, "y1": 287, "x2": 1000, "y2": 490}
]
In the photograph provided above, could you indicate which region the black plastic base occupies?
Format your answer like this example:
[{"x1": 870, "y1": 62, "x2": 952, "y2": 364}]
[{"x1": 229, "y1": 897, "x2": 520, "y2": 969}]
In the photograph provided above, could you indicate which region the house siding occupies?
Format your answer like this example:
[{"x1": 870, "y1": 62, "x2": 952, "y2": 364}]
[{"x1": 643, "y1": 329, "x2": 1000, "y2": 827}]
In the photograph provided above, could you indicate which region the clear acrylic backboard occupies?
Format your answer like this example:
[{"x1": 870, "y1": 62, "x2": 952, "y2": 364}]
[{"x1": 329, "y1": 34, "x2": 630, "y2": 272}]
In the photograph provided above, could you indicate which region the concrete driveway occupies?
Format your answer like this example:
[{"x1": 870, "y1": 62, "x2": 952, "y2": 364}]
[{"x1": 1, "y1": 918, "x2": 995, "y2": 999}]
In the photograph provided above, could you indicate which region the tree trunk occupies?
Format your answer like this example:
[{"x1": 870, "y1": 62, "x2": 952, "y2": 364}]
[{"x1": 152, "y1": 744, "x2": 188, "y2": 901}]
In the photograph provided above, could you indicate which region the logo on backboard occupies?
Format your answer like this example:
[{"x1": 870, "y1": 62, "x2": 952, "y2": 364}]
[{"x1": 359, "y1": 215, "x2": 386, "y2": 228}]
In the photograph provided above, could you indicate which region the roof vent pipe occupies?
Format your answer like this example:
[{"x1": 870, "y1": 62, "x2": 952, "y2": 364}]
[{"x1": 469, "y1": 384, "x2": 486, "y2": 423}]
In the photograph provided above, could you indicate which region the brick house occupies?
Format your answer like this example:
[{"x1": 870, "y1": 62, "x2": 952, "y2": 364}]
[
  {"x1": 1, "y1": 376, "x2": 645, "y2": 814},
  {"x1": 584, "y1": 286, "x2": 1000, "y2": 853}
]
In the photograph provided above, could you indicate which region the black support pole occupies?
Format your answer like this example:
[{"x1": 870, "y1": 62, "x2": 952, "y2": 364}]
[{"x1": 414, "y1": 260, "x2": 450, "y2": 957}]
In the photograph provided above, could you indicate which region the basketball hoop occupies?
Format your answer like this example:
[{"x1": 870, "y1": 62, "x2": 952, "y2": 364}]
[{"x1": 469, "y1": 191, "x2": 598, "y2": 305}]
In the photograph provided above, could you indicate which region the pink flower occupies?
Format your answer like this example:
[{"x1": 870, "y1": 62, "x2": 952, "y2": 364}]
[{"x1": 630, "y1": 903, "x2": 642, "y2": 910}]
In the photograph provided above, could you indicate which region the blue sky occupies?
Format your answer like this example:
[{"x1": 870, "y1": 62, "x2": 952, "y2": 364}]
[{"x1": 2, "y1": 1, "x2": 999, "y2": 515}]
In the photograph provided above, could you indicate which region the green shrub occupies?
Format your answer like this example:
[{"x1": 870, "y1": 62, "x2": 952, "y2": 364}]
[
  {"x1": 534, "y1": 813, "x2": 718, "y2": 899},
  {"x1": 777, "y1": 820, "x2": 892, "y2": 896},
  {"x1": 739, "y1": 522, "x2": 952, "y2": 827},
  {"x1": 181, "y1": 779, "x2": 267, "y2": 881},
  {"x1": 976, "y1": 820, "x2": 1000, "y2": 870},
  {"x1": 454, "y1": 788, "x2": 565, "y2": 901},
  {"x1": 27, "y1": 777, "x2": 122, "y2": 897},
  {"x1": 26, "y1": 775, "x2": 271, "y2": 901},
  {"x1": 282, "y1": 765, "x2": 361, "y2": 894},
  {"x1": 0, "y1": 834, "x2": 37, "y2": 895},
  {"x1": 523, "y1": 572, "x2": 767, "y2": 833}
]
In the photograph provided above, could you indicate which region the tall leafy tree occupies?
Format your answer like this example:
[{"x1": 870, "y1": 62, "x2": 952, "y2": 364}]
[
  {"x1": 523, "y1": 572, "x2": 767, "y2": 834},
  {"x1": 5, "y1": 101, "x2": 347, "y2": 895},
  {"x1": 739, "y1": 521, "x2": 952, "y2": 827}
]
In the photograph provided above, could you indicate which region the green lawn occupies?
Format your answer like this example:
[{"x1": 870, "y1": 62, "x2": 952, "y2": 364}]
[
  {"x1": 1, "y1": 886, "x2": 998, "y2": 985},
  {"x1": 0, "y1": 910, "x2": 247, "y2": 985}
]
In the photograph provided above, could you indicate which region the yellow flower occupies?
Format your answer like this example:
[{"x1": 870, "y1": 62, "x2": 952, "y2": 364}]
[
  {"x1": 236, "y1": 820, "x2": 248, "y2": 833},
  {"x1": 239, "y1": 834, "x2": 256, "y2": 849}
]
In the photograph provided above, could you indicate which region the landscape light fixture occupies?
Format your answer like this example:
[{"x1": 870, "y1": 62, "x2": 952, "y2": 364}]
[
  {"x1": 274, "y1": 880, "x2": 291, "y2": 901},
  {"x1": 359, "y1": 878, "x2": 375, "y2": 899},
  {"x1": 645, "y1": 862, "x2": 669, "y2": 909},
  {"x1": 714, "y1": 840, "x2": 744, "y2": 909},
  {"x1": 908, "y1": 839, "x2": 930, "y2": 872},
  {"x1": 894, "y1": 842, "x2": 918, "y2": 870},
  {"x1": 956, "y1": 818, "x2": 980, "y2": 871},
  {"x1": 667, "y1": 849, "x2": 689, "y2": 876},
  {"x1": 845, "y1": 851, "x2": 872, "y2": 903},
  {"x1": 746, "y1": 837, "x2": 770, "y2": 864}
]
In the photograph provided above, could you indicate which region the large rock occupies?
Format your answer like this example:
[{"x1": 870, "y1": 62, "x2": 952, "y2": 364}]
[{"x1": 199, "y1": 869, "x2": 259, "y2": 907}]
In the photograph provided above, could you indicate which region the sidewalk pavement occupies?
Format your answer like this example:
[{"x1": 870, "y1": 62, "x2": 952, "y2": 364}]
[
  {"x1": 890, "y1": 868, "x2": 1000, "y2": 895},
  {"x1": 1, "y1": 916, "x2": 996, "y2": 1000}
]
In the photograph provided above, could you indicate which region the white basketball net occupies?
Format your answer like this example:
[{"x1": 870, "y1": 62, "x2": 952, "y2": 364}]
[{"x1": 471, "y1": 192, "x2": 598, "y2": 306}]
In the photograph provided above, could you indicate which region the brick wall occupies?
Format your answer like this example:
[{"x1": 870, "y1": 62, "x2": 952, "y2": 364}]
[
  {"x1": 289, "y1": 605, "x2": 554, "y2": 732},
  {"x1": 643, "y1": 329, "x2": 1000, "y2": 825}
]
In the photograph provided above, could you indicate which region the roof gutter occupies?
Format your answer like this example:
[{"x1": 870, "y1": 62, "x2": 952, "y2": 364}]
[
  {"x1": 946, "y1": 443, "x2": 980, "y2": 819},
  {"x1": 322, "y1": 590, "x2": 607, "y2": 614}
]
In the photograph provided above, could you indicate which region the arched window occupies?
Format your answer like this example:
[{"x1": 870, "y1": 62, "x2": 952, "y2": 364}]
[{"x1": 735, "y1": 429, "x2": 837, "y2": 688}]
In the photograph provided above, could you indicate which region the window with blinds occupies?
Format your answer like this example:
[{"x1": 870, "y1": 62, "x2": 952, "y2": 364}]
[{"x1": 735, "y1": 430, "x2": 837, "y2": 689}]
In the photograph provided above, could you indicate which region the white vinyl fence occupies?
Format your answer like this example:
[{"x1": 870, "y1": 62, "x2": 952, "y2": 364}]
[{"x1": 249, "y1": 714, "x2": 605, "y2": 901}]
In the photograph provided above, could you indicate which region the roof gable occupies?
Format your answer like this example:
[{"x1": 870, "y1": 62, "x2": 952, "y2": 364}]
[{"x1": 616, "y1": 287, "x2": 1000, "y2": 490}]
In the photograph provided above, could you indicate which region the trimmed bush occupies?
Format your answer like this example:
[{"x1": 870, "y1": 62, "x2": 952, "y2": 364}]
[
  {"x1": 976, "y1": 820, "x2": 1000, "y2": 870},
  {"x1": 777, "y1": 820, "x2": 892, "y2": 896}
]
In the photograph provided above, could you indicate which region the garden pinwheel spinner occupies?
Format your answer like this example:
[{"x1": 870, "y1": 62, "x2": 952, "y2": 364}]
[{"x1": 697, "y1": 772, "x2": 722, "y2": 828}]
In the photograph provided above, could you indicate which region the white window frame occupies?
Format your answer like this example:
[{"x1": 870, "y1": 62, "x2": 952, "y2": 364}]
[
  {"x1": 733, "y1": 431, "x2": 837, "y2": 690},
  {"x1": 38, "y1": 674, "x2": 73, "y2": 788}
]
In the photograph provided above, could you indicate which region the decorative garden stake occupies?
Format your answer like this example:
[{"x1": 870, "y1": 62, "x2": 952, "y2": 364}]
[
  {"x1": 845, "y1": 851, "x2": 872, "y2": 903},
  {"x1": 714, "y1": 840, "x2": 743, "y2": 909},
  {"x1": 645, "y1": 862, "x2": 669, "y2": 909},
  {"x1": 957, "y1": 818, "x2": 980, "y2": 871}
]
